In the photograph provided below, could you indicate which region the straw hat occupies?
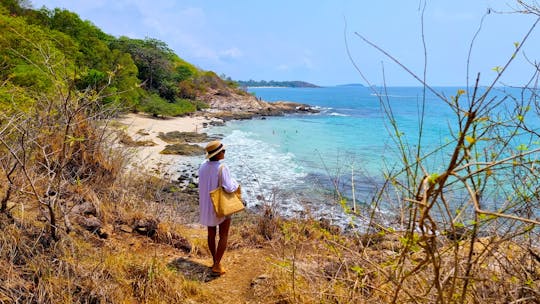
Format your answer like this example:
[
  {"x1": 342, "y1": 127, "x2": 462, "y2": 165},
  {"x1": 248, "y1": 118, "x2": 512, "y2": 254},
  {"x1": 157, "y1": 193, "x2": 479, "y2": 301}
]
[{"x1": 205, "y1": 140, "x2": 225, "y2": 159}]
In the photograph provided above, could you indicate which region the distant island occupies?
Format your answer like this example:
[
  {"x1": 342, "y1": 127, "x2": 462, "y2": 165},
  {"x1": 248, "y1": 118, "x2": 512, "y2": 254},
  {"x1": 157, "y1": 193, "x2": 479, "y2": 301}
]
[{"x1": 236, "y1": 80, "x2": 320, "y2": 88}]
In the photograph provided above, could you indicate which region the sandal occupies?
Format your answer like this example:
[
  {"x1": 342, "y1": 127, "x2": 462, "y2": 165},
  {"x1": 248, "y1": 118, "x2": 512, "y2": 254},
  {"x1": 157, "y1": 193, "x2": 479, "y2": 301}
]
[{"x1": 211, "y1": 263, "x2": 226, "y2": 275}]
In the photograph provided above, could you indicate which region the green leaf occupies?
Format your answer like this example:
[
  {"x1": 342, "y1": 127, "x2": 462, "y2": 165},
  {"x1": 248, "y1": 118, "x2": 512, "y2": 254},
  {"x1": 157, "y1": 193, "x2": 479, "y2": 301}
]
[
  {"x1": 428, "y1": 173, "x2": 439, "y2": 185},
  {"x1": 65, "y1": 135, "x2": 86, "y2": 146},
  {"x1": 517, "y1": 144, "x2": 528, "y2": 151},
  {"x1": 340, "y1": 198, "x2": 350, "y2": 213},
  {"x1": 351, "y1": 265, "x2": 365, "y2": 276}
]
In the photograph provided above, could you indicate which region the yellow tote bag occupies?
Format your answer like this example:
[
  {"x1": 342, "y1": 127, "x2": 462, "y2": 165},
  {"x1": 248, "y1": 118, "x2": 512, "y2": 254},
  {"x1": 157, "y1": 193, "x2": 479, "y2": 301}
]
[{"x1": 210, "y1": 165, "x2": 244, "y2": 217}]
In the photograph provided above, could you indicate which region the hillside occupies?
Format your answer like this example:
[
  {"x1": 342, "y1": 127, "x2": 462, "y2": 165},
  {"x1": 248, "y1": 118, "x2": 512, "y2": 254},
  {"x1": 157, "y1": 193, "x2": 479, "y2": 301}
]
[{"x1": 0, "y1": 1, "x2": 311, "y2": 119}]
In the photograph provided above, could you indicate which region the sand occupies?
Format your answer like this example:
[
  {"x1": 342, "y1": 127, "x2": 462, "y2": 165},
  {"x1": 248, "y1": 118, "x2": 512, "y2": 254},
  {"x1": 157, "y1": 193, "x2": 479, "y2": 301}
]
[{"x1": 116, "y1": 113, "x2": 216, "y2": 177}]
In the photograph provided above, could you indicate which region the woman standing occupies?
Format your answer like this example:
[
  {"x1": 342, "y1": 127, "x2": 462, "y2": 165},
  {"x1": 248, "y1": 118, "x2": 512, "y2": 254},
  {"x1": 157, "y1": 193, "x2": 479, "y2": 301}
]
[{"x1": 198, "y1": 140, "x2": 239, "y2": 275}]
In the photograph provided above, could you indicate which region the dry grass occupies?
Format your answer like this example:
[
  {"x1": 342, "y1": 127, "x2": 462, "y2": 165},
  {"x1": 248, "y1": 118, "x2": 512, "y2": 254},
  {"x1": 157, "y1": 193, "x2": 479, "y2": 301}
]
[
  {"x1": 257, "y1": 220, "x2": 540, "y2": 304},
  {"x1": 0, "y1": 169, "x2": 225, "y2": 303},
  {"x1": 1, "y1": 86, "x2": 538, "y2": 304},
  {"x1": 2, "y1": 150, "x2": 539, "y2": 304}
]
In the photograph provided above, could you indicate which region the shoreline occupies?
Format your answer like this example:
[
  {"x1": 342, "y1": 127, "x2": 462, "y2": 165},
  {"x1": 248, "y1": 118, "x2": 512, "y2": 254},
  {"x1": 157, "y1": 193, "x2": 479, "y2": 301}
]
[
  {"x1": 115, "y1": 101, "x2": 318, "y2": 177},
  {"x1": 116, "y1": 113, "x2": 219, "y2": 180}
]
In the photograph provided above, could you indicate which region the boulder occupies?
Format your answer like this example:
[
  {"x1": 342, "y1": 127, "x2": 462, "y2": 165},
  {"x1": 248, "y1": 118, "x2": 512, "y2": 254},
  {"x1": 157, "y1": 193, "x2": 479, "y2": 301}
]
[{"x1": 160, "y1": 143, "x2": 205, "y2": 156}]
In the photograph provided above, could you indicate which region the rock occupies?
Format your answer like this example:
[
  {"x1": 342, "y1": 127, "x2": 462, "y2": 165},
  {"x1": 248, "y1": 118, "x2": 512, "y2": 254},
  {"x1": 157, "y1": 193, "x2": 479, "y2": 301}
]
[
  {"x1": 119, "y1": 131, "x2": 156, "y2": 147},
  {"x1": 209, "y1": 120, "x2": 225, "y2": 127},
  {"x1": 133, "y1": 218, "x2": 159, "y2": 237},
  {"x1": 198, "y1": 87, "x2": 269, "y2": 111},
  {"x1": 318, "y1": 218, "x2": 341, "y2": 235},
  {"x1": 157, "y1": 131, "x2": 209, "y2": 143},
  {"x1": 98, "y1": 224, "x2": 114, "y2": 239},
  {"x1": 251, "y1": 274, "x2": 271, "y2": 287},
  {"x1": 160, "y1": 143, "x2": 205, "y2": 156},
  {"x1": 119, "y1": 224, "x2": 133, "y2": 233},
  {"x1": 198, "y1": 87, "x2": 319, "y2": 119},
  {"x1": 71, "y1": 201, "x2": 97, "y2": 216},
  {"x1": 75, "y1": 215, "x2": 102, "y2": 234}
]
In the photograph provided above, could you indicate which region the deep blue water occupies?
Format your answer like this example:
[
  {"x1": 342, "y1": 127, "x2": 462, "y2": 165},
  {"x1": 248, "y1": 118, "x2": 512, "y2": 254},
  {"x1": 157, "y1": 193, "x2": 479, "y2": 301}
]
[{"x1": 202, "y1": 86, "x2": 538, "y2": 226}]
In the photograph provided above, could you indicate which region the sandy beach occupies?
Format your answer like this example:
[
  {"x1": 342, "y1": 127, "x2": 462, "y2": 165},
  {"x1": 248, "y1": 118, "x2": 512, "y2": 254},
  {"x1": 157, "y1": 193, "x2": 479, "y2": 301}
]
[{"x1": 116, "y1": 113, "x2": 216, "y2": 177}]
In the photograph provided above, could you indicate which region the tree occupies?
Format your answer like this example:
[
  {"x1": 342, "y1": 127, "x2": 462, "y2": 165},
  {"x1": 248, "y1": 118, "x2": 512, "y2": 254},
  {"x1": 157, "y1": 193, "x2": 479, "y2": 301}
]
[
  {"x1": 112, "y1": 37, "x2": 175, "y2": 94},
  {"x1": 0, "y1": 0, "x2": 31, "y2": 15},
  {"x1": 0, "y1": 10, "x2": 122, "y2": 240},
  {"x1": 340, "y1": 2, "x2": 540, "y2": 302}
]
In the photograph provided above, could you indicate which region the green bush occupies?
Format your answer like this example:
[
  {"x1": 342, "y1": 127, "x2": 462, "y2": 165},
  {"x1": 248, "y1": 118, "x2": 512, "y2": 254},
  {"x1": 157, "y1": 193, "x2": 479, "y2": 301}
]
[
  {"x1": 137, "y1": 94, "x2": 197, "y2": 117},
  {"x1": 174, "y1": 64, "x2": 195, "y2": 82},
  {"x1": 10, "y1": 64, "x2": 52, "y2": 91},
  {"x1": 178, "y1": 80, "x2": 199, "y2": 99},
  {"x1": 193, "y1": 100, "x2": 209, "y2": 111},
  {"x1": 76, "y1": 68, "x2": 107, "y2": 90}
]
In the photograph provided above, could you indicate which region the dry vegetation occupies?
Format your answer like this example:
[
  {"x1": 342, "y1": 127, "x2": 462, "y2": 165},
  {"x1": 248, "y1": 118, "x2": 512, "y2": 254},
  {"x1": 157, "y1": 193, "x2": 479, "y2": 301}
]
[
  {"x1": 259, "y1": 221, "x2": 540, "y2": 303},
  {"x1": 0, "y1": 103, "x2": 539, "y2": 303},
  {"x1": 1, "y1": 2, "x2": 540, "y2": 303}
]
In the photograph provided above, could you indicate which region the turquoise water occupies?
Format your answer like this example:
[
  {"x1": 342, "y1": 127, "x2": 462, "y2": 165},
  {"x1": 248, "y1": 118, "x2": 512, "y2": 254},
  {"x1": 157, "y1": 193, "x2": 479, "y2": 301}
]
[{"x1": 206, "y1": 86, "x2": 538, "y2": 226}]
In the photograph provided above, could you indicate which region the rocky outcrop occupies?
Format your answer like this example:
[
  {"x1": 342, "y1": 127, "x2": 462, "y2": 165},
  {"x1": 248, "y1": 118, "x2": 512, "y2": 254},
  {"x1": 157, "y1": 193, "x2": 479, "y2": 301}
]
[
  {"x1": 198, "y1": 87, "x2": 269, "y2": 111},
  {"x1": 160, "y1": 143, "x2": 205, "y2": 156},
  {"x1": 197, "y1": 87, "x2": 318, "y2": 119},
  {"x1": 157, "y1": 131, "x2": 210, "y2": 143}
]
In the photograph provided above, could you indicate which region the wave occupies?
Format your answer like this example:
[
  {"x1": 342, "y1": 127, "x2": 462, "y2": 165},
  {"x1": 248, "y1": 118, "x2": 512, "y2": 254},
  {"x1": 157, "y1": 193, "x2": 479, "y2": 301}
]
[
  {"x1": 328, "y1": 112, "x2": 350, "y2": 117},
  {"x1": 220, "y1": 130, "x2": 308, "y2": 212},
  {"x1": 220, "y1": 130, "x2": 375, "y2": 228}
]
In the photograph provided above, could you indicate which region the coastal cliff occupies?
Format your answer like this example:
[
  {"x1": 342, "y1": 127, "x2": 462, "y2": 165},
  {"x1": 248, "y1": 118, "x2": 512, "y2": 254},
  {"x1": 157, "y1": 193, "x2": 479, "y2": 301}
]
[{"x1": 197, "y1": 86, "x2": 318, "y2": 120}]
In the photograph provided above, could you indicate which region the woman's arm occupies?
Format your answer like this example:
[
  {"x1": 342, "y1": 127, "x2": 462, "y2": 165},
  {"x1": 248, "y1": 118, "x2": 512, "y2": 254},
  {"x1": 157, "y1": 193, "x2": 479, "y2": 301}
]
[{"x1": 220, "y1": 165, "x2": 239, "y2": 193}]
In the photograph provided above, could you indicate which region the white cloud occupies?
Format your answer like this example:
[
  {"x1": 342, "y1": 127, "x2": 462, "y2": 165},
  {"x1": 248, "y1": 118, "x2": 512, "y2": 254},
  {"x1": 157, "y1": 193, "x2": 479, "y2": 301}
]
[
  {"x1": 124, "y1": 2, "x2": 242, "y2": 64},
  {"x1": 301, "y1": 56, "x2": 314, "y2": 69},
  {"x1": 219, "y1": 47, "x2": 243, "y2": 60},
  {"x1": 277, "y1": 64, "x2": 290, "y2": 71},
  {"x1": 275, "y1": 53, "x2": 315, "y2": 73}
]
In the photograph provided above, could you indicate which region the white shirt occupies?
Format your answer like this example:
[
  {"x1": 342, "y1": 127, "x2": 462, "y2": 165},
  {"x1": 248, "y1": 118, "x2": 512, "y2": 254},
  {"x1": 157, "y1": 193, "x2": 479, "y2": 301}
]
[{"x1": 198, "y1": 160, "x2": 239, "y2": 226}]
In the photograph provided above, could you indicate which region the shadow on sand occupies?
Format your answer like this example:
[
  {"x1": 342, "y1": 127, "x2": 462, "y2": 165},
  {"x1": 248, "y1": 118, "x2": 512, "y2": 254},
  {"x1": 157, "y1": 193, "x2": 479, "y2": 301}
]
[{"x1": 168, "y1": 257, "x2": 220, "y2": 282}]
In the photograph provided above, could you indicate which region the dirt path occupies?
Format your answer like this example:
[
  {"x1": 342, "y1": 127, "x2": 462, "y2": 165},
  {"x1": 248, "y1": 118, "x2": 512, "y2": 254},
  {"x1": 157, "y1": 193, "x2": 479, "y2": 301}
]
[
  {"x1": 167, "y1": 227, "x2": 274, "y2": 304},
  {"x1": 190, "y1": 247, "x2": 271, "y2": 303}
]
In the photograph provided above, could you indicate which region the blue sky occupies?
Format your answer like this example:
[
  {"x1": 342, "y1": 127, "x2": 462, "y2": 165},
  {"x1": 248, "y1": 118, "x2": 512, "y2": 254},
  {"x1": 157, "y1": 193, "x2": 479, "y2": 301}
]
[{"x1": 30, "y1": 1, "x2": 540, "y2": 86}]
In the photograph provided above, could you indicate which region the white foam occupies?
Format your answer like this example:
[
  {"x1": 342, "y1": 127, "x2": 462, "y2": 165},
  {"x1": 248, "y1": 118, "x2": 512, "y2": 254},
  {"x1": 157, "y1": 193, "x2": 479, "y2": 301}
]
[
  {"x1": 220, "y1": 130, "x2": 308, "y2": 212},
  {"x1": 329, "y1": 112, "x2": 350, "y2": 117}
]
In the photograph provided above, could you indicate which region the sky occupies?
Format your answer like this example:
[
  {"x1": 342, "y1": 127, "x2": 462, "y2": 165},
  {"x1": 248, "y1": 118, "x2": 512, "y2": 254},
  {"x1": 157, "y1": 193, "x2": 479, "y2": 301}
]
[{"x1": 29, "y1": 0, "x2": 540, "y2": 87}]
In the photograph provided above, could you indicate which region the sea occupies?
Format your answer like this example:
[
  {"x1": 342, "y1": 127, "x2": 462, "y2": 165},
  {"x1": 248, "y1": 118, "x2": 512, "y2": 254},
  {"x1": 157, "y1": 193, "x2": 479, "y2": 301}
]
[{"x1": 194, "y1": 85, "x2": 538, "y2": 229}]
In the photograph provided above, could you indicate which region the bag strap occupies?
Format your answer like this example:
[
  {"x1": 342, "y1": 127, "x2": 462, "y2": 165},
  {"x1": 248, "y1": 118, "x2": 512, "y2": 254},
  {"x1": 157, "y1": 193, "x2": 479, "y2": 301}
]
[{"x1": 217, "y1": 164, "x2": 224, "y2": 187}]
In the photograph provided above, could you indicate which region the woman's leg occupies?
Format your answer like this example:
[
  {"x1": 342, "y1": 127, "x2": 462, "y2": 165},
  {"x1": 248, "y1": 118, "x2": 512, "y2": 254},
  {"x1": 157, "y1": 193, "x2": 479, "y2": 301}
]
[
  {"x1": 207, "y1": 226, "x2": 217, "y2": 264},
  {"x1": 212, "y1": 217, "x2": 231, "y2": 273}
]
